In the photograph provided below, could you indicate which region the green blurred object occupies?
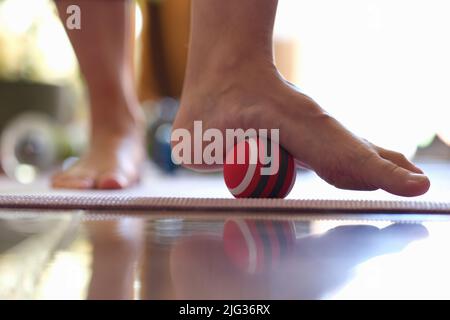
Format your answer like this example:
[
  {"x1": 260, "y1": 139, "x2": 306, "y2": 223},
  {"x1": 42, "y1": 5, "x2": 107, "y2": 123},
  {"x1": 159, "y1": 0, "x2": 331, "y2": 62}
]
[{"x1": 0, "y1": 80, "x2": 76, "y2": 128}]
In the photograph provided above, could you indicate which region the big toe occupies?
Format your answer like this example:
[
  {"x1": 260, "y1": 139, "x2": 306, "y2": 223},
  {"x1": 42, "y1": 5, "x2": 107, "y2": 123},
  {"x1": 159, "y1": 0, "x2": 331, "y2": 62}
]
[{"x1": 365, "y1": 154, "x2": 430, "y2": 197}]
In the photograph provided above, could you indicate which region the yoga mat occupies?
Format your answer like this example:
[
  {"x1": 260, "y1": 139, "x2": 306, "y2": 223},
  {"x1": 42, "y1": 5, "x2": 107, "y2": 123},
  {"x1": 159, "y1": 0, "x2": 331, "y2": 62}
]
[
  {"x1": 0, "y1": 163, "x2": 449, "y2": 213},
  {"x1": 0, "y1": 194, "x2": 449, "y2": 213}
]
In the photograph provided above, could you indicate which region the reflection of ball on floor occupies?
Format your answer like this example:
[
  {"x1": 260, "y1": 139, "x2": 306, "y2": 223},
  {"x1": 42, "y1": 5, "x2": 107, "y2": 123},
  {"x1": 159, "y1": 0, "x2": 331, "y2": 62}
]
[
  {"x1": 223, "y1": 136, "x2": 296, "y2": 198},
  {"x1": 223, "y1": 219, "x2": 296, "y2": 274}
]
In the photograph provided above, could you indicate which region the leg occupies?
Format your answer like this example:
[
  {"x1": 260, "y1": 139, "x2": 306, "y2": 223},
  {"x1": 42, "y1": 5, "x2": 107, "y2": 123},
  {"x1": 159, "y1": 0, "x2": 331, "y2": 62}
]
[
  {"x1": 52, "y1": 0, "x2": 145, "y2": 189},
  {"x1": 174, "y1": 0, "x2": 430, "y2": 196}
]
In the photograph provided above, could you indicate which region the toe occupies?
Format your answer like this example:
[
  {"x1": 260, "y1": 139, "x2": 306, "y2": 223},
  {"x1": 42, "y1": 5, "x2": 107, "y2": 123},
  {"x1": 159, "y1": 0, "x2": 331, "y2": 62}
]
[
  {"x1": 51, "y1": 173, "x2": 96, "y2": 189},
  {"x1": 364, "y1": 154, "x2": 430, "y2": 197},
  {"x1": 374, "y1": 145, "x2": 424, "y2": 174}
]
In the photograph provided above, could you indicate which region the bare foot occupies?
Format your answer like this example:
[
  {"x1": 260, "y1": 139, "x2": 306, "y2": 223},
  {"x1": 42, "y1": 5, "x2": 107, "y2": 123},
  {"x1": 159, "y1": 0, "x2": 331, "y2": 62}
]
[
  {"x1": 53, "y1": 0, "x2": 144, "y2": 190},
  {"x1": 174, "y1": 57, "x2": 430, "y2": 197},
  {"x1": 52, "y1": 96, "x2": 145, "y2": 190}
]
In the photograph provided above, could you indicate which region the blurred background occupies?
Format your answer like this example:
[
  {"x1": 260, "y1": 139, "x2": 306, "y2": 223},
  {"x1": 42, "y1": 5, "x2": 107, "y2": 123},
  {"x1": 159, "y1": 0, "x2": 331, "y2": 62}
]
[{"x1": 0, "y1": 0, "x2": 449, "y2": 185}]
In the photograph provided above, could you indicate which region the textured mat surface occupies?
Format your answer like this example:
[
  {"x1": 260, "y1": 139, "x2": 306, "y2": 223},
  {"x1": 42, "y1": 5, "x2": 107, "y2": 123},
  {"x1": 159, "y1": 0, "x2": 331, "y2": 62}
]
[
  {"x1": 0, "y1": 194, "x2": 450, "y2": 213},
  {"x1": 0, "y1": 162, "x2": 449, "y2": 213}
]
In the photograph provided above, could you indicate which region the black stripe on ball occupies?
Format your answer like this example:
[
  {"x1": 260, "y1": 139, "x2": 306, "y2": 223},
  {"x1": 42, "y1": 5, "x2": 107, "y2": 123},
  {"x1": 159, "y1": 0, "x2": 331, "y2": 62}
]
[
  {"x1": 250, "y1": 139, "x2": 272, "y2": 198},
  {"x1": 268, "y1": 145, "x2": 289, "y2": 198}
]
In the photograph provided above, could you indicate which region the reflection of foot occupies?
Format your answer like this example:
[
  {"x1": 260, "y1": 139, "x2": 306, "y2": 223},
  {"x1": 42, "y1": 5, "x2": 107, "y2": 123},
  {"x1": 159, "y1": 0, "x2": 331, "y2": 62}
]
[
  {"x1": 170, "y1": 221, "x2": 428, "y2": 299},
  {"x1": 302, "y1": 223, "x2": 429, "y2": 261},
  {"x1": 174, "y1": 56, "x2": 430, "y2": 196},
  {"x1": 52, "y1": 97, "x2": 145, "y2": 190}
]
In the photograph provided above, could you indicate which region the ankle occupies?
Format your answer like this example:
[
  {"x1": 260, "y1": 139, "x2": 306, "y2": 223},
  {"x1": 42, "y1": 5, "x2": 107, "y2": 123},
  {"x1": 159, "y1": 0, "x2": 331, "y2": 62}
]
[
  {"x1": 89, "y1": 95, "x2": 145, "y2": 137},
  {"x1": 183, "y1": 50, "x2": 276, "y2": 100}
]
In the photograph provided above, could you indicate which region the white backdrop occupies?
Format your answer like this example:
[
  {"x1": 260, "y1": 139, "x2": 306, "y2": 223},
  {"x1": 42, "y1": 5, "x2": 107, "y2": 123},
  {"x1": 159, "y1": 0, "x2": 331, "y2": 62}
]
[{"x1": 275, "y1": 0, "x2": 450, "y2": 158}]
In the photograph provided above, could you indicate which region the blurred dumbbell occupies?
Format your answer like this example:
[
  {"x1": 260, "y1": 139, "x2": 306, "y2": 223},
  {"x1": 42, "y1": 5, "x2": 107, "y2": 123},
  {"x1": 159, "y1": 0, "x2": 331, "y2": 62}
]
[
  {"x1": 147, "y1": 97, "x2": 179, "y2": 173},
  {"x1": 0, "y1": 112, "x2": 74, "y2": 184}
]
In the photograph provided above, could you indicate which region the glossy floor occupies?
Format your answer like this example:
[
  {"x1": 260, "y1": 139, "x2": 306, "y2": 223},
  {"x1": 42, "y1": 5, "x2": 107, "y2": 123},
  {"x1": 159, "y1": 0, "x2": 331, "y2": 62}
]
[{"x1": 1, "y1": 209, "x2": 449, "y2": 299}]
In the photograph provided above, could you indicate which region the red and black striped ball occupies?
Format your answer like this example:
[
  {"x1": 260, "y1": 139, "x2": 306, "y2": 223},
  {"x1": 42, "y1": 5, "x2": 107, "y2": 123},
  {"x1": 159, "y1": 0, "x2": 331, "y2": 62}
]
[
  {"x1": 223, "y1": 219, "x2": 296, "y2": 274},
  {"x1": 223, "y1": 136, "x2": 296, "y2": 198}
]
